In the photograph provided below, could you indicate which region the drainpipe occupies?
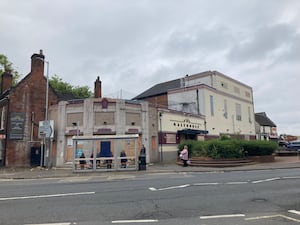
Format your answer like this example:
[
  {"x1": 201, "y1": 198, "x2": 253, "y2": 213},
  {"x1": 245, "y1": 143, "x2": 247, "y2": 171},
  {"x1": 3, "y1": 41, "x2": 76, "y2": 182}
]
[{"x1": 196, "y1": 89, "x2": 199, "y2": 115}]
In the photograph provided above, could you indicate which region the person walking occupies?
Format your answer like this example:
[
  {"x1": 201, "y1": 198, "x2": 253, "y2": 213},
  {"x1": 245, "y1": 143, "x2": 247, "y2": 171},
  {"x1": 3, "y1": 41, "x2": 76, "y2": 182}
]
[{"x1": 180, "y1": 145, "x2": 189, "y2": 167}]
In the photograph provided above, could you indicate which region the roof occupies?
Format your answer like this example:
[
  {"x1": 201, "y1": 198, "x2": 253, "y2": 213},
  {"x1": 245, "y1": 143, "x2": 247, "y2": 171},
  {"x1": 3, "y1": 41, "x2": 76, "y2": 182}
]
[
  {"x1": 133, "y1": 70, "x2": 252, "y2": 101},
  {"x1": 133, "y1": 78, "x2": 181, "y2": 100},
  {"x1": 255, "y1": 112, "x2": 277, "y2": 127}
]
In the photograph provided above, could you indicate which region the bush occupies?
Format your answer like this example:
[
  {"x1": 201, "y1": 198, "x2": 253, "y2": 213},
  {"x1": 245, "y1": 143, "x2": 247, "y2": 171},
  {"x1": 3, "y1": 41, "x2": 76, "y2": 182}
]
[
  {"x1": 206, "y1": 139, "x2": 243, "y2": 159},
  {"x1": 178, "y1": 139, "x2": 278, "y2": 159},
  {"x1": 241, "y1": 140, "x2": 277, "y2": 156}
]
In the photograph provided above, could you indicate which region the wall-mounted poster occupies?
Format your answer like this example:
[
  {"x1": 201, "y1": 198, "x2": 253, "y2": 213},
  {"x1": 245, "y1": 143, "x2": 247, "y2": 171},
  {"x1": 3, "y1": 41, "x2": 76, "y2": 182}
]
[{"x1": 9, "y1": 112, "x2": 25, "y2": 140}]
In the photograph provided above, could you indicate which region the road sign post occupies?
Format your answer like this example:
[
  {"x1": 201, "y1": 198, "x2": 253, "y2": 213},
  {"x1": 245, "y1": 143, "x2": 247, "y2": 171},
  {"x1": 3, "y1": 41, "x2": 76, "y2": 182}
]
[{"x1": 39, "y1": 120, "x2": 54, "y2": 168}]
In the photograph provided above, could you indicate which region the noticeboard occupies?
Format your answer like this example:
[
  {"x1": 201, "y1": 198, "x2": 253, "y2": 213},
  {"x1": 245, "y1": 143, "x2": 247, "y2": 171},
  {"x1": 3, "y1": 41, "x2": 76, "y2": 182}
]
[{"x1": 9, "y1": 112, "x2": 25, "y2": 140}]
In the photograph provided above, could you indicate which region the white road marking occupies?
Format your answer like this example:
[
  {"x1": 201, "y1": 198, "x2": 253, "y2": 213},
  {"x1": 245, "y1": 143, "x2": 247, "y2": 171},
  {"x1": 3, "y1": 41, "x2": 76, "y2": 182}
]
[
  {"x1": 251, "y1": 177, "x2": 280, "y2": 184},
  {"x1": 245, "y1": 215, "x2": 280, "y2": 220},
  {"x1": 149, "y1": 185, "x2": 192, "y2": 191},
  {"x1": 246, "y1": 214, "x2": 300, "y2": 223},
  {"x1": 283, "y1": 176, "x2": 300, "y2": 179},
  {"x1": 149, "y1": 187, "x2": 157, "y2": 191},
  {"x1": 200, "y1": 214, "x2": 245, "y2": 219},
  {"x1": 194, "y1": 182, "x2": 219, "y2": 186},
  {"x1": 0, "y1": 192, "x2": 95, "y2": 201},
  {"x1": 148, "y1": 176, "x2": 287, "y2": 192},
  {"x1": 289, "y1": 210, "x2": 300, "y2": 215},
  {"x1": 25, "y1": 223, "x2": 73, "y2": 225},
  {"x1": 112, "y1": 219, "x2": 158, "y2": 223},
  {"x1": 156, "y1": 184, "x2": 190, "y2": 191},
  {"x1": 226, "y1": 181, "x2": 248, "y2": 185}
]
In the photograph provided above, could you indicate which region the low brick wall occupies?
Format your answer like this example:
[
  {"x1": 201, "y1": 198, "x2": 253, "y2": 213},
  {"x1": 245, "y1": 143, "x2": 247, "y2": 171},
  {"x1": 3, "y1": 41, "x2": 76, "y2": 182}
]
[
  {"x1": 178, "y1": 157, "x2": 255, "y2": 167},
  {"x1": 247, "y1": 155, "x2": 275, "y2": 163}
]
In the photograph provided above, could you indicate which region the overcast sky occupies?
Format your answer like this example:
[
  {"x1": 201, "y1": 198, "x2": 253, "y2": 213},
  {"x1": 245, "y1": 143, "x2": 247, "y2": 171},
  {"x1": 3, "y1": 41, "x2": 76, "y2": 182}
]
[{"x1": 1, "y1": 0, "x2": 299, "y2": 136}]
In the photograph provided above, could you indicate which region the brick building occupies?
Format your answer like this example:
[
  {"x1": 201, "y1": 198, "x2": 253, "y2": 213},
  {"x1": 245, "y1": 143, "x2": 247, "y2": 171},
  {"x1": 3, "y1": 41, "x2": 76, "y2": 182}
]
[{"x1": 0, "y1": 50, "x2": 59, "y2": 167}]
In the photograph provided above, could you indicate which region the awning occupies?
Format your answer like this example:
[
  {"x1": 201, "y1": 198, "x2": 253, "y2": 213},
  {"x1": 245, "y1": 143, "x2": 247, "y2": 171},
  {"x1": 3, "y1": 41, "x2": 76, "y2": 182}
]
[
  {"x1": 269, "y1": 134, "x2": 279, "y2": 139},
  {"x1": 177, "y1": 129, "x2": 208, "y2": 135}
]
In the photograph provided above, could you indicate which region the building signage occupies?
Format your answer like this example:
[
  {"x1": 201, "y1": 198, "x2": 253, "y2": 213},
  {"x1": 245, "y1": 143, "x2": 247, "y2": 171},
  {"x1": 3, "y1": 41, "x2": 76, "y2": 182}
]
[
  {"x1": 96, "y1": 128, "x2": 112, "y2": 134},
  {"x1": 9, "y1": 112, "x2": 25, "y2": 140}
]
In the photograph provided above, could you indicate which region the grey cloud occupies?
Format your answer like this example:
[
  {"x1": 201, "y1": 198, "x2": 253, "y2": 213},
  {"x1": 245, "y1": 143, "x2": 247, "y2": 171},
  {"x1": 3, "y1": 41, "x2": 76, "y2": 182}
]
[{"x1": 227, "y1": 23, "x2": 299, "y2": 64}]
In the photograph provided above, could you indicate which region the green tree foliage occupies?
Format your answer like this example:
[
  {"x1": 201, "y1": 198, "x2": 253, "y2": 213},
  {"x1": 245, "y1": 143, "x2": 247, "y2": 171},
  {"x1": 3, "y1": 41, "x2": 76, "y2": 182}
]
[
  {"x1": 0, "y1": 54, "x2": 20, "y2": 86},
  {"x1": 49, "y1": 75, "x2": 92, "y2": 99}
]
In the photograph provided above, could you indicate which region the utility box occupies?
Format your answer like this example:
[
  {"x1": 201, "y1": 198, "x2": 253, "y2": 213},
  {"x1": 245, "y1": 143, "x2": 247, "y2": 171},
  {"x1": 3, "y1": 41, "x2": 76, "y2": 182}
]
[{"x1": 30, "y1": 147, "x2": 43, "y2": 166}]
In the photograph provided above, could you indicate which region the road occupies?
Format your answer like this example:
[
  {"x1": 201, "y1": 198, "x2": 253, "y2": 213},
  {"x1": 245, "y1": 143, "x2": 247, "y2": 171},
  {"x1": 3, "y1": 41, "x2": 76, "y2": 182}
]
[{"x1": 0, "y1": 168, "x2": 300, "y2": 225}]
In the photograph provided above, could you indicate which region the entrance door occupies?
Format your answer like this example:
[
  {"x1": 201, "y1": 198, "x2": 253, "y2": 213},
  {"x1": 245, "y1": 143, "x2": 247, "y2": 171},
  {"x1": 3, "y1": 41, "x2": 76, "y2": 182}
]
[{"x1": 100, "y1": 141, "x2": 111, "y2": 157}]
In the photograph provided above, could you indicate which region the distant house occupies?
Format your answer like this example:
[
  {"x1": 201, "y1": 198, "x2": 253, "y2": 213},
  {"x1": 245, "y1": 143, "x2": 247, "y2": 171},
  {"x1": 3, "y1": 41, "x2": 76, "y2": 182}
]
[{"x1": 255, "y1": 112, "x2": 278, "y2": 140}]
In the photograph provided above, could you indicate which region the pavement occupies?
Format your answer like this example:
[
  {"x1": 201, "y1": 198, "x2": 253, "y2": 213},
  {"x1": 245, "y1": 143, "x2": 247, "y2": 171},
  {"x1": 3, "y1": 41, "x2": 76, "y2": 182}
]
[{"x1": 0, "y1": 156, "x2": 299, "y2": 180}]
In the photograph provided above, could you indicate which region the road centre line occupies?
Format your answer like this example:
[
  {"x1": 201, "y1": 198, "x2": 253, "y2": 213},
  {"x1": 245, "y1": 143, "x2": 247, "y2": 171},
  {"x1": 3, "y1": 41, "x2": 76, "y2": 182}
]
[
  {"x1": 25, "y1": 223, "x2": 73, "y2": 225},
  {"x1": 200, "y1": 214, "x2": 245, "y2": 219},
  {"x1": 245, "y1": 214, "x2": 300, "y2": 223},
  {"x1": 112, "y1": 219, "x2": 158, "y2": 223},
  {"x1": 156, "y1": 184, "x2": 190, "y2": 191},
  {"x1": 226, "y1": 181, "x2": 248, "y2": 185},
  {"x1": 193, "y1": 182, "x2": 220, "y2": 186},
  {"x1": 0, "y1": 192, "x2": 95, "y2": 201},
  {"x1": 283, "y1": 176, "x2": 300, "y2": 179},
  {"x1": 149, "y1": 176, "x2": 290, "y2": 191},
  {"x1": 251, "y1": 177, "x2": 280, "y2": 184}
]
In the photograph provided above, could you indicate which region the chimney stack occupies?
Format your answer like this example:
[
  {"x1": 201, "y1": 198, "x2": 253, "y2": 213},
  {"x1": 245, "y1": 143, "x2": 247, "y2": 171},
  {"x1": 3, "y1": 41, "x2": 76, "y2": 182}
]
[
  {"x1": 31, "y1": 49, "x2": 45, "y2": 75},
  {"x1": 1, "y1": 71, "x2": 13, "y2": 94},
  {"x1": 94, "y1": 76, "x2": 102, "y2": 98}
]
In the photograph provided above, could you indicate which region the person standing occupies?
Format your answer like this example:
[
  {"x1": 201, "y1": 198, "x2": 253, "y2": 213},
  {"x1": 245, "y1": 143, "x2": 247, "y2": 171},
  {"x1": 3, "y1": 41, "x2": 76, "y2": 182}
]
[
  {"x1": 140, "y1": 144, "x2": 146, "y2": 155},
  {"x1": 79, "y1": 152, "x2": 86, "y2": 170},
  {"x1": 180, "y1": 145, "x2": 189, "y2": 167},
  {"x1": 120, "y1": 150, "x2": 127, "y2": 168}
]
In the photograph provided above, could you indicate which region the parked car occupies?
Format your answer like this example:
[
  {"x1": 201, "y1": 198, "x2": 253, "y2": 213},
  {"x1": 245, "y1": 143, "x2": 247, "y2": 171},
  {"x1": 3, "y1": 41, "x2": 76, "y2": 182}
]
[
  {"x1": 286, "y1": 141, "x2": 300, "y2": 150},
  {"x1": 278, "y1": 140, "x2": 288, "y2": 147}
]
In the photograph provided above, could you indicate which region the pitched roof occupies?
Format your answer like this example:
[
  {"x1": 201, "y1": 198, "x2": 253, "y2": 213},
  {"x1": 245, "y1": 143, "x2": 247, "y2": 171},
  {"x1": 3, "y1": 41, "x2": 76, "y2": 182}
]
[
  {"x1": 255, "y1": 112, "x2": 276, "y2": 127},
  {"x1": 133, "y1": 78, "x2": 181, "y2": 100}
]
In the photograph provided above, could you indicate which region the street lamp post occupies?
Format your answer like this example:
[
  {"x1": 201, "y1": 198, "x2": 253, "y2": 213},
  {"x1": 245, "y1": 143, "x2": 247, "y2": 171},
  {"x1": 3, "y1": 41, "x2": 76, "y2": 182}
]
[
  {"x1": 36, "y1": 57, "x2": 50, "y2": 168},
  {"x1": 45, "y1": 60, "x2": 49, "y2": 121},
  {"x1": 159, "y1": 112, "x2": 163, "y2": 162}
]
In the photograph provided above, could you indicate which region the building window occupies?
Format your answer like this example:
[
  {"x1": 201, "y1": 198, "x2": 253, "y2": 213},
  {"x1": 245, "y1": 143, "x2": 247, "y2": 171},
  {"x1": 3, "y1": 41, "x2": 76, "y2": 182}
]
[
  {"x1": 235, "y1": 103, "x2": 242, "y2": 121},
  {"x1": 234, "y1": 86, "x2": 240, "y2": 94},
  {"x1": 245, "y1": 91, "x2": 251, "y2": 98},
  {"x1": 95, "y1": 112, "x2": 114, "y2": 125},
  {"x1": 248, "y1": 106, "x2": 252, "y2": 123},
  {"x1": 67, "y1": 113, "x2": 83, "y2": 127},
  {"x1": 210, "y1": 95, "x2": 214, "y2": 116},
  {"x1": 0, "y1": 107, "x2": 6, "y2": 130},
  {"x1": 223, "y1": 99, "x2": 228, "y2": 119},
  {"x1": 126, "y1": 112, "x2": 141, "y2": 126}
]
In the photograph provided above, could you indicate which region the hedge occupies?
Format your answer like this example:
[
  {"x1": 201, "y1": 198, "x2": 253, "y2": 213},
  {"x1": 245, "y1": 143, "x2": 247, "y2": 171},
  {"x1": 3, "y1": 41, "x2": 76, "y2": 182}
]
[{"x1": 178, "y1": 139, "x2": 278, "y2": 159}]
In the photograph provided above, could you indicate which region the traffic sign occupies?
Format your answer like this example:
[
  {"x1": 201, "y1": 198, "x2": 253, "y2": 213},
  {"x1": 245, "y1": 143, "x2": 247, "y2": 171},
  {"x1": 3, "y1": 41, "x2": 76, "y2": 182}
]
[{"x1": 39, "y1": 120, "x2": 54, "y2": 138}]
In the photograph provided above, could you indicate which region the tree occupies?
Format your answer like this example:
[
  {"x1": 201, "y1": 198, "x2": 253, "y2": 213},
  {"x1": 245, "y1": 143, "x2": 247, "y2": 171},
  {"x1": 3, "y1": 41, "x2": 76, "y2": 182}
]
[
  {"x1": 49, "y1": 75, "x2": 92, "y2": 99},
  {"x1": 0, "y1": 54, "x2": 20, "y2": 86}
]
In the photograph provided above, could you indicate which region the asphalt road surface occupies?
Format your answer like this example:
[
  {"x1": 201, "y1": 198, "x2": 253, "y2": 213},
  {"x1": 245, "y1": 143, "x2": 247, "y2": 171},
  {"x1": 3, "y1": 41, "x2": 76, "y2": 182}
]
[{"x1": 0, "y1": 168, "x2": 300, "y2": 225}]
